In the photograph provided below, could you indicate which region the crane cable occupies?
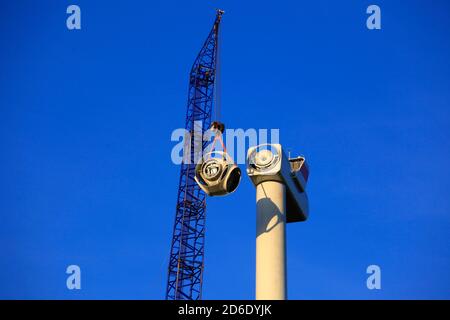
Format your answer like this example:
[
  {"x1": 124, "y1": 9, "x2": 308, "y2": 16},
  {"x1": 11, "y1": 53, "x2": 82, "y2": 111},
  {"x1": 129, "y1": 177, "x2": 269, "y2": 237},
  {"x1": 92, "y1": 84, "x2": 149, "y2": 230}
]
[
  {"x1": 210, "y1": 10, "x2": 227, "y2": 156},
  {"x1": 213, "y1": 10, "x2": 223, "y2": 122}
]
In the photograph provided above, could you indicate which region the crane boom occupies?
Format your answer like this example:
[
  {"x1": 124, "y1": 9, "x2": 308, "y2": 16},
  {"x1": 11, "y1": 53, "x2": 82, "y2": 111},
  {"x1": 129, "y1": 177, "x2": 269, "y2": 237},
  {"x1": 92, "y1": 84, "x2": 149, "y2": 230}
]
[{"x1": 166, "y1": 10, "x2": 223, "y2": 300}]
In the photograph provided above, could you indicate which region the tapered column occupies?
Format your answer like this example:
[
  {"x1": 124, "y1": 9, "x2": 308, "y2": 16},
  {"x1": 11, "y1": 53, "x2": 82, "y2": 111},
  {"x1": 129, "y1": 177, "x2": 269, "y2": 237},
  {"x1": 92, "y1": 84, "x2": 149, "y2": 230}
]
[{"x1": 255, "y1": 181, "x2": 287, "y2": 300}]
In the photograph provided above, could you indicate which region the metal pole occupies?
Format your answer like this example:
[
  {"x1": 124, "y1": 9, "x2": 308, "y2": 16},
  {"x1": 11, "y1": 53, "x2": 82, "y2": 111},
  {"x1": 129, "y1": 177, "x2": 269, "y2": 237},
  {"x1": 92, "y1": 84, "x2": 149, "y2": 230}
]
[{"x1": 255, "y1": 181, "x2": 287, "y2": 300}]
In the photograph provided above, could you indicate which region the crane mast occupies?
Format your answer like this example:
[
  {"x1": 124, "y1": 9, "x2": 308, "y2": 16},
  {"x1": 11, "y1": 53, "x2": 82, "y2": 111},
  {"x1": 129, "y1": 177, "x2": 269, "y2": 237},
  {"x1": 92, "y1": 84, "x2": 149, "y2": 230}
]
[{"x1": 166, "y1": 10, "x2": 224, "y2": 300}]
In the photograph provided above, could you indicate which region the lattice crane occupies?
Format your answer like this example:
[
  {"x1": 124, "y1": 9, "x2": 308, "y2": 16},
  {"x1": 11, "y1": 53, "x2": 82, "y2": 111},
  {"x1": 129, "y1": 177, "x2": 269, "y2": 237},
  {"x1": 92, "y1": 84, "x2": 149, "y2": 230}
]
[{"x1": 166, "y1": 10, "x2": 224, "y2": 300}]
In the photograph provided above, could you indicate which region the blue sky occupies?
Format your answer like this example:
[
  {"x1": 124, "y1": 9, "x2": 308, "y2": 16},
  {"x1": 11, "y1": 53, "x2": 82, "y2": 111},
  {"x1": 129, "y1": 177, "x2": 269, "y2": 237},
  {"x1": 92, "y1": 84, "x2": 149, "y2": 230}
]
[{"x1": 1, "y1": 0, "x2": 450, "y2": 299}]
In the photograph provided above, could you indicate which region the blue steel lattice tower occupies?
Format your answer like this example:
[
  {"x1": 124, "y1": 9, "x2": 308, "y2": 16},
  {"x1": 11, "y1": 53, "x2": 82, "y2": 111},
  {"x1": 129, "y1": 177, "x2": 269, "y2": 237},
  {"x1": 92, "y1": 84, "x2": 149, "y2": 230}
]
[{"x1": 166, "y1": 11, "x2": 223, "y2": 300}]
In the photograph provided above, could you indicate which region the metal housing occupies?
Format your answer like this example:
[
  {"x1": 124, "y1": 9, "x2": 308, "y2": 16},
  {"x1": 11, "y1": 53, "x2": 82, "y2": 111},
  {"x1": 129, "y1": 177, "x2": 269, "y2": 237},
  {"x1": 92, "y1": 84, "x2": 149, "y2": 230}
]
[
  {"x1": 195, "y1": 151, "x2": 242, "y2": 196},
  {"x1": 247, "y1": 144, "x2": 309, "y2": 222}
]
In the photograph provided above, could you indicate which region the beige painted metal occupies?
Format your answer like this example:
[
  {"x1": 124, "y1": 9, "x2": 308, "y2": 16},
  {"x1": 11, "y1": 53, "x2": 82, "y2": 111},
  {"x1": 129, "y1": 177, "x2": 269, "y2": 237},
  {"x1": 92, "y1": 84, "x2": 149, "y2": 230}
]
[{"x1": 255, "y1": 181, "x2": 287, "y2": 300}]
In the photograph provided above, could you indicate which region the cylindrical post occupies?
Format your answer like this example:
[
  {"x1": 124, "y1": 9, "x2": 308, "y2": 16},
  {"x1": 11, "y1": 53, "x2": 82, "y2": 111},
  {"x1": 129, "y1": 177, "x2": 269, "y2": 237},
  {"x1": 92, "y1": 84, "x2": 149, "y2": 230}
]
[{"x1": 255, "y1": 181, "x2": 287, "y2": 300}]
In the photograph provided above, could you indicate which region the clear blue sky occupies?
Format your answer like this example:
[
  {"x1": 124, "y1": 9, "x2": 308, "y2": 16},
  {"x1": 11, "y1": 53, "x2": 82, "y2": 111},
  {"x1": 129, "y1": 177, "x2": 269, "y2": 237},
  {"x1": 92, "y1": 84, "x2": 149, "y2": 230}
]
[{"x1": 1, "y1": 0, "x2": 450, "y2": 299}]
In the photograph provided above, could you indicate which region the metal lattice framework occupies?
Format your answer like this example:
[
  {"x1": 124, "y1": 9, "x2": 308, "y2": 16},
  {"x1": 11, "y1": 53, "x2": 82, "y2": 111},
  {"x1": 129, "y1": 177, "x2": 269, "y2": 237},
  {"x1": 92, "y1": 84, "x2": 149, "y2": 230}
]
[{"x1": 166, "y1": 11, "x2": 223, "y2": 300}]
